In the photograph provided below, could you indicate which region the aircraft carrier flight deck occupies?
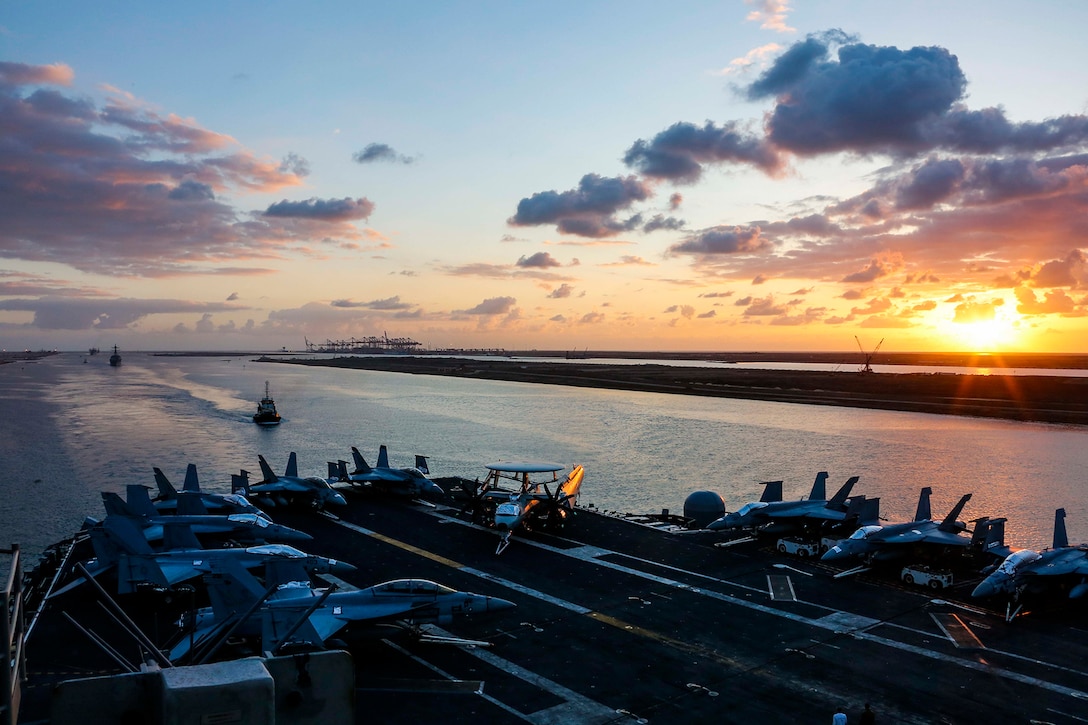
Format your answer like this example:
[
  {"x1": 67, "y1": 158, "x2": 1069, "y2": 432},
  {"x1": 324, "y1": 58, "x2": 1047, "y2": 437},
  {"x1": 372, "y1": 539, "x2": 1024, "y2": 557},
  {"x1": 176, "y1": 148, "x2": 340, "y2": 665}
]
[{"x1": 18, "y1": 482, "x2": 1088, "y2": 725}]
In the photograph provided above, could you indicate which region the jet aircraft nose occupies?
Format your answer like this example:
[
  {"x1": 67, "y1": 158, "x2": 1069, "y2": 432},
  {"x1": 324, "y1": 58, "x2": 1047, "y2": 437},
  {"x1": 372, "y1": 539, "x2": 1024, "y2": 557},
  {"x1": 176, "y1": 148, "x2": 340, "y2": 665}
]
[
  {"x1": 425, "y1": 481, "x2": 446, "y2": 499},
  {"x1": 820, "y1": 545, "x2": 848, "y2": 562},
  {"x1": 270, "y1": 525, "x2": 313, "y2": 542},
  {"x1": 477, "y1": 595, "x2": 516, "y2": 614},
  {"x1": 330, "y1": 559, "x2": 358, "y2": 574},
  {"x1": 706, "y1": 515, "x2": 735, "y2": 531},
  {"x1": 971, "y1": 575, "x2": 1004, "y2": 598},
  {"x1": 329, "y1": 491, "x2": 347, "y2": 507}
]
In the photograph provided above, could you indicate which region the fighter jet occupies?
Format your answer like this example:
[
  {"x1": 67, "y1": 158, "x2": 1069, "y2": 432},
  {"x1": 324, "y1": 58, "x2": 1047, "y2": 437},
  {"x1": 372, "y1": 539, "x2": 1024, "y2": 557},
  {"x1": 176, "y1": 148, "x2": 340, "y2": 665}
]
[
  {"x1": 821, "y1": 490, "x2": 1008, "y2": 564},
  {"x1": 151, "y1": 464, "x2": 268, "y2": 519},
  {"x1": 972, "y1": 508, "x2": 1088, "y2": 602},
  {"x1": 327, "y1": 445, "x2": 444, "y2": 499},
  {"x1": 233, "y1": 452, "x2": 347, "y2": 510},
  {"x1": 52, "y1": 515, "x2": 354, "y2": 596},
  {"x1": 169, "y1": 559, "x2": 516, "y2": 662},
  {"x1": 706, "y1": 472, "x2": 860, "y2": 532},
  {"x1": 101, "y1": 486, "x2": 312, "y2": 544},
  {"x1": 461, "y1": 461, "x2": 585, "y2": 554}
]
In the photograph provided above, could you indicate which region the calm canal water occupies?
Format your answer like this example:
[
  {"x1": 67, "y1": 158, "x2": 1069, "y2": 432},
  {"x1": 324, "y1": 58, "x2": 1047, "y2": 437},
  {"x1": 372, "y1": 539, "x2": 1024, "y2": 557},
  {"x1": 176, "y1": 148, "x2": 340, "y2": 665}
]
[{"x1": 2, "y1": 352, "x2": 1086, "y2": 561}]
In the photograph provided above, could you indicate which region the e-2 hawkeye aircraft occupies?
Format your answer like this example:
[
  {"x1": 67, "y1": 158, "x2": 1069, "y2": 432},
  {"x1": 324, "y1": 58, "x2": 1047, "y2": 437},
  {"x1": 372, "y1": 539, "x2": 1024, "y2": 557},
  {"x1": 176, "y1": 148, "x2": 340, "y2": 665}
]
[
  {"x1": 168, "y1": 559, "x2": 516, "y2": 662},
  {"x1": 327, "y1": 445, "x2": 444, "y2": 499},
  {"x1": 972, "y1": 508, "x2": 1088, "y2": 609},
  {"x1": 461, "y1": 461, "x2": 585, "y2": 554},
  {"x1": 233, "y1": 452, "x2": 347, "y2": 510}
]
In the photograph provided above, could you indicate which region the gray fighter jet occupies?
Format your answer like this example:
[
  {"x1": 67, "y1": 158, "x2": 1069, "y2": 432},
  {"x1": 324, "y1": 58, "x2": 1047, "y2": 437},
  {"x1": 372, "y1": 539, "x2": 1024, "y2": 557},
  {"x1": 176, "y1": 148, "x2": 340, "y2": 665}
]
[
  {"x1": 972, "y1": 508, "x2": 1088, "y2": 602},
  {"x1": 706, "y1": 472, "x2": 860, "y2": 532},
  {"x1": 151, "y1": 464, "x2": 268, "y2": 519},
  {"x1": 53, "y1": 515, "x2": 353, "y2": 596},
  {"x1": 327, "y1": 445, "x2": 444, "y2": 499},
  {"x1": 169, "y1": 560, "x2": 516, "y2": 661},
  {"x1": 233, "y1": 452, "x2": 347, "y2": 510},
  {"x1": 101, "y1": 486, "x2": 312, "y2": 544},
  {"x1": 820, "y1": 490, "x2": 1008, "y2": 564}
]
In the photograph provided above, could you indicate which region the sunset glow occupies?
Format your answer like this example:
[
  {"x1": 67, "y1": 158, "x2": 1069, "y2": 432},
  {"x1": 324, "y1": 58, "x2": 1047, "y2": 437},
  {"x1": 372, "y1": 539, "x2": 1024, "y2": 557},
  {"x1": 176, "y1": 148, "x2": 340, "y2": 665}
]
[{"x1": 2, "y1": 2, "x2": 1087, "y2": 353}]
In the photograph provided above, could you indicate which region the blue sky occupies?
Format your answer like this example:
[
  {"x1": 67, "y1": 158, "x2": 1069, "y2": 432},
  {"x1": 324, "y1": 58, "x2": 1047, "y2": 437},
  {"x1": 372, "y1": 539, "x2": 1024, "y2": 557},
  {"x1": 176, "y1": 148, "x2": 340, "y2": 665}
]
[{"x1": 4, "y1": 1, "x2": 1088, "y2": 352}]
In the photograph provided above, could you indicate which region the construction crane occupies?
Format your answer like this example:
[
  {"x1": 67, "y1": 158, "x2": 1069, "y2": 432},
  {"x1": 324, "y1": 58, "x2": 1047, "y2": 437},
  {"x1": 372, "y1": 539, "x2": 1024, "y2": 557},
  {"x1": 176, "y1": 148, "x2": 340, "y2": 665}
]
[{"x1": 855, "y1": 336, "x2": 884, "y2": 373}]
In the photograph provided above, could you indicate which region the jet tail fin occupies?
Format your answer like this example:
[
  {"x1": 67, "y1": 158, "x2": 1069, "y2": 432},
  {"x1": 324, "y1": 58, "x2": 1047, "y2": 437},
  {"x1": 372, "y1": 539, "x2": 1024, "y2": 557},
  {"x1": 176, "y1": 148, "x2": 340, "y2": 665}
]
[
  {"x1": 183, "y1": 463, "x2": 200, "y2": 493},
  {"x1": 176, "y1": 492, "x2": 209, "y2": 516},
  {"x1": 844, "y1": 495, "x2": 880, "y2": 526},
  {"x1": 126, "y1": 484, "x2": 160, "y2": 517},
  {"x1": 102, "y1": 492, "x2": 141, "y2": 519},
  {"x1": 285, "y1": 452, "x2": 299, "y2": 478},
  {"x1": 153, "y1": 467, "x2": 178, "y2": 500},
  {"x1": 971, "y1": 516, "x2": 1008, "y2": 554},
  {"x1": 759, "y1": 481, "x2": 783, "y2": 503},
  {"x1": 351, "y1": 447, "x2": 373, "y2": 474},
  {"x1": 258, "y1": 455, "x2": 277, "y2": 484},
  {"x1": 1053, "y1": 508, "x2": 1069, "y2": 549},
  {"x1": 377, "y1": 445, "x2": 390, "y2": 468},
  {"x1": 826, "y1": 476, "x2": 858, "y2": 510},
  {"x1": 938, "y1": 493, "x2": 972, "y2": 533},
  {"x1": 162, "y1": 522, "x2": 203, "y2": 550},
  {"x1": 204, "y1": 560, "x2": 267, "y2": 622},
  {"x1": 415, "y1": 455, "x2": 430, "y2": 475},
  {"x1": 914, "y1": 487, "x2": 933, "y2": 522},
  {"x1": 232, "y1": 471, "x2": 252, "y2": 496},
  {"x1": 103, "y1": 515, "x2": 155, "y2": 555},
  {"x1": 327, "y1": 461, "x2": 341, "y2": 481},
  {"x1": 808, "y1": 471, "x2": 829, "y2": 502}
]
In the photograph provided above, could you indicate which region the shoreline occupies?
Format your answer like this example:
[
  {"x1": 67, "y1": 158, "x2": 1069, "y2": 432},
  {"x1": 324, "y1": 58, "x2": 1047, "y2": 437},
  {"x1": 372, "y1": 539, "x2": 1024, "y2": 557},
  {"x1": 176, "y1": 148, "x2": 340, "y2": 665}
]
[{"x1": 266, "y1": 355, "x2": 1088, "y2": 425}]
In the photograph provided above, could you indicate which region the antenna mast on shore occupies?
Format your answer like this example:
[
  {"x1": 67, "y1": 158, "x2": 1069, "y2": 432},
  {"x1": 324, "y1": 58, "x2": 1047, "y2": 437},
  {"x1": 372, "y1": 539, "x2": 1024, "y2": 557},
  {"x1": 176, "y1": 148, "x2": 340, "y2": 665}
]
[{"x1": 855, "y1": 336, "x2": 884, "y2": 373}]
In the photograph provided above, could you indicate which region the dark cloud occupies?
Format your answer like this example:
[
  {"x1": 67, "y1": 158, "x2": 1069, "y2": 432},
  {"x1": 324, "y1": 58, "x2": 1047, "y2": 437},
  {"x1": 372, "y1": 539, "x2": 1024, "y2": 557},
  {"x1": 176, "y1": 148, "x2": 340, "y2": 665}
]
[
  {"x1": 0, "y1": 296, "x2": 242, "y2": 330},
  {"x1": 748, "y1": 34, "x2": 967, "y2": 155},
  {"x1": 352, "y1": 143, "x2": 415, "y2": 165},
  {"x1": 0, "y1": 62, "x2": 341, "y2": 276},
  {"x1": 548, "y1": 284, "x2": 574, "y2": 299},
  {"x1": 264, "y1": 197, "x2": 374, "y2": 221},
  {"x1": 743, "y1": 295, "x2": 788, "y2": 316},
  {"x1": 841, "y1": 258, "x2": 899, "y2": 284},
  {"x1": 1030, "y1": 250, "x2": 1087, "y2": 288},
  {"x1": 894, "y1": 157, "x2": 964, "y2": 209},
  {"x1": 330, "y1": 295, "x2": 413, "y2": 310},
  {"x1": 516, "y1": 252, "x2": 562, "y2": 268},
  {"x1": 278, "y1": 152, "x2": 311, "y2": 177},
  {"x1": 462, "y1": 296, "x2": 517, "y2": 315},
  {"x1": 642, "y1": 214, "x2": 685, "y2": 233},
  {"x1": 508, "y1": 174, "x2": 652, "y2": 237},
  {"x1": 699, "y1": 291, "x2": 734, "y2": 298},
  {"x1": 226, "y1": 292, "x2": 239, "y2": 301},
  {"x1": 667, "y1": 226, "x2": 772, "y2": 256},
  {"x1": 746, "y1": 33, "x2": 1088, "y2": 159},
  {"x1": 623, "y1": 121, "x2": 782, "y2": 181},
  {"x1": 669, "y1": 193, "x2": 683, "y2": 210}
]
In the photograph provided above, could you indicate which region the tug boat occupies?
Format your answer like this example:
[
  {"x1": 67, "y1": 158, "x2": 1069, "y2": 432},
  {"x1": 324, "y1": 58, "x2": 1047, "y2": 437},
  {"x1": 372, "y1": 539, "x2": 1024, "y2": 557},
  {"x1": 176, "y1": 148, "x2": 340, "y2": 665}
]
[{"x1": 253, "y1": 380, "x2": 281, "y2": 426}]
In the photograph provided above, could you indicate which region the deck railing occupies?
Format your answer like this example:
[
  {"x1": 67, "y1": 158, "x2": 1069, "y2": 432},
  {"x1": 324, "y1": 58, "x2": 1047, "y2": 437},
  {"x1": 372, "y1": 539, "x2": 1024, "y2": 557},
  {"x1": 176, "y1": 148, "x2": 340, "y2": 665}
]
[{"x1": 1, "y1": 545, "x2": 25, "y2": 725}]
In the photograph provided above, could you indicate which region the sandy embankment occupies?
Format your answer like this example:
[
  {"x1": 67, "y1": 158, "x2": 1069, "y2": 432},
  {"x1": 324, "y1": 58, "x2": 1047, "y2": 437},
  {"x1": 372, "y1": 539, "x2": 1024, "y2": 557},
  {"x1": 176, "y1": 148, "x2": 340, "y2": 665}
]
[{"x1": 270, "y1": 355, "x2": 1088, "y2": 426}]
